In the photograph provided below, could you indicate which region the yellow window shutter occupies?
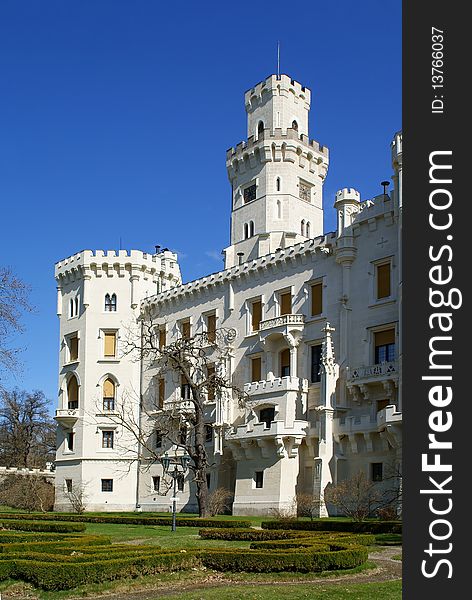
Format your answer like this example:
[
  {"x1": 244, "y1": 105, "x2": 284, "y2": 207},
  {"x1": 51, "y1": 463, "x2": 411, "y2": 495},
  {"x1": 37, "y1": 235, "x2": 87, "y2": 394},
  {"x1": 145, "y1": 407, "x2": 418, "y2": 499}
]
[
  {"x1": 70, "y1": 336, "x2": 79, "y2": 361},
  {"x1": 375, "y1": 329, "x2": 395, "y2": 347},
  {"x1": 311, "y1": 283, "x2": 323, "y2": 316},
  {"x1": 377, "y1": 263, "x2": 391, "y2": 299},
  {"x1": 280, "y1": 292, "x2": 292, "y2": 315},
  {"x1": 182, "y1": 321, "x2": 190, "y2": 339},
  {"x1": 252, "y1": 300, "x2": 262, "y2": 331},
  {"x1": 103, "y1": 378, "x2": 115, "y2": 398},
  {"x1": 104, "y1": 332, "x2": 116, "y2": 357},
  {"x1": 207, "y1": 314, "x2": 216, "y2": 342},
  {"x1": 251, "y1": 357, "x2": 261, "y2": 382},
  {"x1": 159, "y1": 328, "x2": 166, "y2": 349},
  {"x1": 158, "y1": 378, "x2": 165, "y2": 408}
]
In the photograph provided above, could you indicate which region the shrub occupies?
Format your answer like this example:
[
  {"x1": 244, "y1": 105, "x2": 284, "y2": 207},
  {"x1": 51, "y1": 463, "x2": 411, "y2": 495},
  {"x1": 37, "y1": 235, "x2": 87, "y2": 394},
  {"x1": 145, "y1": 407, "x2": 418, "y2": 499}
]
[
  {"x1": 199, "y1": 528, "x2": 293, "y2": 541},
  {"x1": 0, "y1": 513, "x2": 251, "y2": 528},
  {"x1": 0, "y1": 519, "x2": 86, "y2": 533},
  {"x1": 261, "y1": 519, "x2": 402, "y2": 534},
  {"x1": 206, "y1": 487, "x2": 233, "y2": 516}
]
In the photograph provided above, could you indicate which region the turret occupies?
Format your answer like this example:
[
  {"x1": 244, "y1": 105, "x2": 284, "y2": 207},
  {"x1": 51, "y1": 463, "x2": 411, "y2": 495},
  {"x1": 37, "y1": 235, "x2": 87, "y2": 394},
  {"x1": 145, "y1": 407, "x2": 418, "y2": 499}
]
[
  {"x1": 224, "y1": 74, "x2": 329, "y2": 268},
  {"x1": 334, "y1": 188, "x2": 361, "y2": 238}
]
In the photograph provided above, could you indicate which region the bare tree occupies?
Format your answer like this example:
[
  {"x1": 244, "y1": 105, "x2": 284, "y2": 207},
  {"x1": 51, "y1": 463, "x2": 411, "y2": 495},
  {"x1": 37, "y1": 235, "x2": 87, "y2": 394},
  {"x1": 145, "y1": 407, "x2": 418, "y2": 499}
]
[
  {"x1": 0, "y1": 267, "x2": 32, "y2": 381},
  {"x1": 62, "y1": 482, "x2": 88, "y2": 514},
  {"x1": 296, "y1": 492, "x2": 324, "y2": 520},
  {"x1": 0, "y1": 388, "x2": 56, "y2": 468},
  {"x1": 0, "y1": 474, "x2": 55, "y2": 512},
  {"x1": 107, "y1": 319, "x2": 245, "y2": 518},
  {"x1": 324, "y1": 471, "x2": 382, "y2": 521},
  {"x1": 207, "y1": 487, "x2": 233, "y2": 517}
]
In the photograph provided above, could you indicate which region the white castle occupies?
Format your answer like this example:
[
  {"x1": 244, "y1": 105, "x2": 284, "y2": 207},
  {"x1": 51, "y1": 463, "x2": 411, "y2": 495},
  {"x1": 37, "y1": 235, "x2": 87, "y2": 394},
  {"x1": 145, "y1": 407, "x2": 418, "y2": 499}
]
[{"x1": 54, "y1": 73, "x2": 402, "y2": 516}]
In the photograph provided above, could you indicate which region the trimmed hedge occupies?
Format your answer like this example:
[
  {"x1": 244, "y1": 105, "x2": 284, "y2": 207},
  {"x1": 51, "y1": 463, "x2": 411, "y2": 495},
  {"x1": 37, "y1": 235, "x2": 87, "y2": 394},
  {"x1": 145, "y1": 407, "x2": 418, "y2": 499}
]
[
  {"x1": 199, "y1": 528, "x2": 293, "y2": 541},
  {"x1": 261, "y1": 520, "x2": 402, "y2": 534},
  {"x1": 200, "y1": 544, "x2": 368, "y2": 573},
  {"x1": 0, "y1": 535, "x2": 110, "y2": 554},
  {"x1": 0, "y1": 519, "x2": 86, "y2": 533},
  {"x1": 0, "y1": 513, "x2": 250, "y2": 528}
]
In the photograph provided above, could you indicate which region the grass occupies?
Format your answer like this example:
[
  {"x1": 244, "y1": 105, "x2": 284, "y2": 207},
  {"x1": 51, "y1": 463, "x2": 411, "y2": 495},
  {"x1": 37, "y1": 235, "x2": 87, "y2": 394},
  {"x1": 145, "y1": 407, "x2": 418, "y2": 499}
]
[
  {"x1": 0, "y1": 562, "x2": 381, "y2": 600},
  {"x1": 161, "y1": 580, "x2": 402, "y2": 599}
]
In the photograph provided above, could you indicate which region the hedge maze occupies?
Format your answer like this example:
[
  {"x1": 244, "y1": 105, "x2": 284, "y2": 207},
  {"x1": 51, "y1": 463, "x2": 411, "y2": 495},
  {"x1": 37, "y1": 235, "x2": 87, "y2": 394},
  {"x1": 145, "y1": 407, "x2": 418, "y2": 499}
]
[{"x1": 0, "y1": 516, "x2": 373, "y2": 591}]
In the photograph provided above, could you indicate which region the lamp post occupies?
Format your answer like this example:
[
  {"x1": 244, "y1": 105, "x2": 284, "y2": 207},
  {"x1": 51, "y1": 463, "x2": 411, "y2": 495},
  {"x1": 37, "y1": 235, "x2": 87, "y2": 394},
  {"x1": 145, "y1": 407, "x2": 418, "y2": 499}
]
[{"x1": 161, "y1": 452, "x2": 191, "y2": 532}]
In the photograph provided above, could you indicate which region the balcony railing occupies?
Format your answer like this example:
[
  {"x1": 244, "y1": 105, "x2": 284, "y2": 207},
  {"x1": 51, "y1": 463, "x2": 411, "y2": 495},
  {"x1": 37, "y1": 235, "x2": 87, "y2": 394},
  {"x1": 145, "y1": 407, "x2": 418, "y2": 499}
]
[
  {"x1": 259, "y1": 314, "x2": 304, "y2": 331},
  {"x1": 347, "y1": 361, "x2": 397, "y2": 381},
  {"x1": 244, "y1": 376, "x2": 308, "y2": 396},
  {"x1": 54, "y1": 408, "x2": 79, "y2": 425}
]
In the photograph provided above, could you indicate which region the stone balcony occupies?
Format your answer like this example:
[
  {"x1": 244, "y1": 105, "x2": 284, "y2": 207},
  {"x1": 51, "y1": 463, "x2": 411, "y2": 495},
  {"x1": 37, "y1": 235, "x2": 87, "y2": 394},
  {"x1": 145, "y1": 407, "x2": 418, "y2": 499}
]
[
  {"x1": 347, "y1": 361, "x2": 398, "y2": 401},
  {"x1": 244, "y1": 376, "x2": 308, "y2": 398},
  {"x1": 226, "y1": 419, "x2": 309, "y2": 459},
  {"x1": 333, "y1": 405, "x2": 402, "y2": 452},
  {"x1": 258, "y1": 314, "x2": 305, "y2": 346},
  {"x1": 377, "y1": 405, "x2": 402, "y2": 428},
  {"x1": 54, "y1": 408, "x2": 79, "y2": 426}
]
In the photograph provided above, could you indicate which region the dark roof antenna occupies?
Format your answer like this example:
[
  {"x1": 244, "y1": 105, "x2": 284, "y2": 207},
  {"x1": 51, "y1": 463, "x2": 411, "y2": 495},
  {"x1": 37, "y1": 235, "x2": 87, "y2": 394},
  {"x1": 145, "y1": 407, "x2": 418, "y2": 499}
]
[{"x1": 381, "y1": 181, "x2": 390, "y2": 196}]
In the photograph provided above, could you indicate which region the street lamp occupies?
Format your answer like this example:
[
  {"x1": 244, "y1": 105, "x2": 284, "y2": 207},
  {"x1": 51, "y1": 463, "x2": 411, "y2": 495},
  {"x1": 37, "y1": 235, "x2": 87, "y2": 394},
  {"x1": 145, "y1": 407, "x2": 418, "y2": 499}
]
[{"x1": 160, "y1": 452, "x2": 191, "y2": 531}]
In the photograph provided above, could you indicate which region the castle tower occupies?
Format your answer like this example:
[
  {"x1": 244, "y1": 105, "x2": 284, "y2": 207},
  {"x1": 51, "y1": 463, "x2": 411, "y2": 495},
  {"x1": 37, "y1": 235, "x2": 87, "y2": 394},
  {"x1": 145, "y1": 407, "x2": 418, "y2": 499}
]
[
  {"x1": 53, "y1": 249, "x2": 181, "y2": 511},
  {"x1": 224, "y1": 74, "x2": 329, "y2": 268}
]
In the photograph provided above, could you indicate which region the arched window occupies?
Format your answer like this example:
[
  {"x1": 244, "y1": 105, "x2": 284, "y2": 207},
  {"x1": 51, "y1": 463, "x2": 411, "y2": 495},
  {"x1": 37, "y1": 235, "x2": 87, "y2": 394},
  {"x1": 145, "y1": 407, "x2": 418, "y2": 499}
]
[
  {"x1": 257, "y1": 121, "x2": 264, "y2": 137},
  {"x1": 69, "y1": 299, "x2": 74, "y2": 317},
  {"x1": 244, "y1": 223, "x2": 249, "y2": 239},
  {"x1": 277, "y1": 199, "x2": 282, "y2": 219},
  {"x1": 276, "y1": 177, "x2": 281, "y2": 192},
  {"x1": 103, "y1": 377, "x2": 116, "y2": 411},
  {"x1": 67, "y1": 375, "x2": 79, "y2": 409},
  {"x1": 249, "y1": 221, "x2": 255, "y2": 237},
  {"x1": 280, "y1": 349, "x2": 291, "y2": 377},
  {"x1": 292, "y1": 120, "x2": 298, "y2": 131},
  {"x1": 75, "y1": 297, "x2": 79, "y2": 316},
  {"x1": 105, "y1": 293, "x2": 117, "y2": 312},
  {"x1": 306, "y1": 221, "x2": 311, "y2": 237},
  {"x1": 301, "y1": 220, "x2": 306, "y2": 236}
]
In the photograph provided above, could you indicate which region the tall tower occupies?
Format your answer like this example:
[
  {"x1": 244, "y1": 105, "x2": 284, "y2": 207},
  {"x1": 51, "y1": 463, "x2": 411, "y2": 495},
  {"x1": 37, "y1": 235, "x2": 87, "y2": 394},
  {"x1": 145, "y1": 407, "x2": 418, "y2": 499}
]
[
  {"x1": 54, "y1": 249, "x2": 181, "y2": 511},
  {"x1": 224, "y1": 74, "x2": 329, "y2": 268}
]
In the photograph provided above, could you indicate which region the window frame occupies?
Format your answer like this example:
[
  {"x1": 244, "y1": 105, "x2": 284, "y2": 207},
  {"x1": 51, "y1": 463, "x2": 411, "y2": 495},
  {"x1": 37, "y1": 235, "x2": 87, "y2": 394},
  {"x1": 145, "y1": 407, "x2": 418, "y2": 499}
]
[
  {"x1": 278, "y1": 289, "x2": 292, "y2": 316},
  {"x1": 104, "y1": 293, "x2": 117, "y2": 312},
  {"x1": 310, "y1": 280, "x2": 323, "y2": 317},
  {"x1": 101, "y1": 479, "x2": 113, "y2": 492},
  {"x1": 102, "y1": 329, "x2": 118, "y2": 359},
  {"x1": 371, "y1": 462, "x2": 383, "y2": 482},
  {"x1": 373, "y1": 327, "x2": 396, "y2": 365},
  {"x1": 101, "y1": 430, "x2": 115, "y2": 449},
  {"x1": 309, "y1": 343, "x2": 323, "y2": 384},
  {"x1": 254, "y1": 470, "x2": 264, "y2": 489}
]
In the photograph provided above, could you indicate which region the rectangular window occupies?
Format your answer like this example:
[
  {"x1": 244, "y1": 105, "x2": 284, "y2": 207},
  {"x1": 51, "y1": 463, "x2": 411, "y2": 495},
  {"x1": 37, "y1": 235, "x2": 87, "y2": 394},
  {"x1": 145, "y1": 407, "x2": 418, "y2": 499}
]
[
  {"x1": 374, "y1": 329, "x2": 396, "y2": 364},
  {"x1": 156, "y1": 430, "x2": 162, "y2": 449},
  {"x1": 251, "y1": 300, "x2": 262, "y2": 331},
  {"x1": 101, "y1": 479, "x2": 113, "y2": 492},
  {"x1": 102, "y1": 430, "x2": 114, "y2": 449},
  {"x1": 181, "y1": 375, "x2": 192, "y2": 400},
  {"x1": 177, "y1": 473, "x2": 185, "y2": 492},
  {"x1": 311, "y1": 283, "x2": 323, "y2": 316},
  {"x1": 205, "y1": 424, "x2": 213, "y2": 443},
  {"x1": 69, "y1": 335, "x2": 79, "y2": 362},
  {"x1": 178, "y1": 425, "x2": 187, "y2": 445},
  {"x1": 207, "y1": 365, "x2": 215, "y2": 401},
  {"x1": 159, "y1": 328, "x2": 166, "y2": 349},
  {"x1": 254, "y1": 471, "x2": 264, "y2": 489},
  {"x1": 66, "y1": 431, "x2": 74, "y2": 451},
  {"x1": 371, "y1": 463, "x2": 383, "y2": 482},
  {"x1": 243, "y1": 183, "x2": 256, "y2": 203},
  {"x1": 65, "y1": 479, "x2": 73, "y2": 493},
  {"x1": 152, "y1": 475, "x2": 160, "y2": 493},
  {"x1": 259, "y1": 407, "x2": 275, "y2": 429},
  {"x1": 310, "y1": 344, "x2": 322, "y2": 383},
  {"x1": 158, "y1": 378, "x2": 165, "y2": 408},
  {"x1": 376, "y1": 263, "x2": 391, "y2": 299},
  {"x1": 207, "y1": 313, "x2": 216, "y2": 343},
  {"x1": 104, "y1": 332, "x2": 116, "y2": 357},
  {"x1": 280, "y1": 292, "x2": 292, "y2": 316},
  {"x1": 280, "y1": 348, "x2": 291, "y2": 377},
  {"x1": 251, "y1": 356, "x2": 262, "y2": 382},
  {"x1": 181, "y1": 320, "x2": 191, "y2": 339}
]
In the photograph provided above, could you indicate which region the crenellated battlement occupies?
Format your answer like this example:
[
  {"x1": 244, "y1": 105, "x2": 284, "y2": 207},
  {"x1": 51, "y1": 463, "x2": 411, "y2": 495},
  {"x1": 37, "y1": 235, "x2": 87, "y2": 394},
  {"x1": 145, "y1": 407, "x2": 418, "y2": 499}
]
[
  {"x1": 245, "y1": 74, "x2": 311, "y2": 110},
  {"x1": 334, "y1": 188, "x2": 361, "y2": 205},
  {"x1": 55, "y1": 249, "x2": 181, "y2": 283},
  {"x1": 226, "y1": 128, "x2": 328, "y2": 162}
]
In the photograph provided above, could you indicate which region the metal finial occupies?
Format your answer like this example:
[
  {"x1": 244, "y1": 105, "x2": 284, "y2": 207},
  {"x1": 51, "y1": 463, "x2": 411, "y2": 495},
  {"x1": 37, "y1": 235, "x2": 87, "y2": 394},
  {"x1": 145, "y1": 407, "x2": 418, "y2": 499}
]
[
  {"x1": 277, "y1": 41, "x2": 280, "y2": 78},
  {"x1": 381, "y1": 181, "x2": 390, "y2": 196}
]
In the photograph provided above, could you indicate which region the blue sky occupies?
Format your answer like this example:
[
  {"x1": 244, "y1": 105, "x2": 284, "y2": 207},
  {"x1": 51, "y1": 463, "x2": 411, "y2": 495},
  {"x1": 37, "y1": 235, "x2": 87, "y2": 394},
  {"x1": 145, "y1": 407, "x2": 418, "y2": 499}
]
[{"x1": 0, "y1": 1, "x2": 401, "y2": 406}]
